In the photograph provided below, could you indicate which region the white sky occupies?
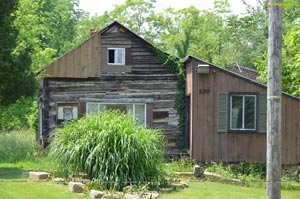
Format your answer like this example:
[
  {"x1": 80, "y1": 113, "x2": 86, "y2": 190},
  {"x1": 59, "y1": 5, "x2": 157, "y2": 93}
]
[{"x1": 78, "y1": 0, "x2": 261, "y2": 16}]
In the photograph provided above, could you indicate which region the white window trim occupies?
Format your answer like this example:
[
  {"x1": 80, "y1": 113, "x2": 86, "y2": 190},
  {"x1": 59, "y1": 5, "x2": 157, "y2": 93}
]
[
  {"x1": 86, "y1": 102, "x2": 146, "y2": 125},
  {"x1": 107, "y1": 48, "x2": 125, "y2": 65},
  {"x1": 230, "y1": 94, "x2": 257, "y2": 131}
]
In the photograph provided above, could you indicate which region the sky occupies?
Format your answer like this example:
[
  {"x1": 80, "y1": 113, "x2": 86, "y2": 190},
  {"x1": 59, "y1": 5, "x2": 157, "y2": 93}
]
[{"x1": 78, "y1": 0, "x2": 261, "y2": 16}]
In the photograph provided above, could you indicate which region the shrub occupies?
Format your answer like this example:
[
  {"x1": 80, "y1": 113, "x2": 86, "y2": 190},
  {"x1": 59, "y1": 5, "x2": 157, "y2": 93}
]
[
  {"x1": 165, "y1": 159, "x2": 195, "y2": 173},
  {"x1": 49, "y1": 110, "x2": 166, "y2": 190},
  {"x1": 0, "y1": 130, "x2": 37, "y2": 163},
  {"x1": 0, "y1": 96, "x2": 38, "y2": 131}
]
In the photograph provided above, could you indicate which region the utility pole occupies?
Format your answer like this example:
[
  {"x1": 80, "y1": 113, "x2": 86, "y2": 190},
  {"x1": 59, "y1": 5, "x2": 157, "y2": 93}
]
[{"x1": 267, "y1": 0, "x2": 283, "y2": 199}]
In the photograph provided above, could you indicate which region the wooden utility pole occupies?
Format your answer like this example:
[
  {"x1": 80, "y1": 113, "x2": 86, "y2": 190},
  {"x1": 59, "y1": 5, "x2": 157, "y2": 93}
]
[{"x1": 267, "y1": 0, "x2": 283, "y2": 199}]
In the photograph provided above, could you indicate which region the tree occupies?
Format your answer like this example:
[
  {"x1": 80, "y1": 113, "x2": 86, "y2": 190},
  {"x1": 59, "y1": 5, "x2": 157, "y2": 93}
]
[
  {"x1": 110, "y1": 0, "x2": 156, "y2": 36},
  {"x1": 223, "y1": 8, "x2": 267, "y2": 68},
  {"x1": 13, "y1": 0, "x2": 83, "y2": 73},
  {"x1": 150, "y1": 6, "x2": 201, "y2": 58},
  {"x1": 0, "y1": 0, "x2": 35, "y2": 106},
  {"x1": 256, "y1": 0, "x2": 300, "y2": 97},
  {"x1": 73, "y1": 12, "x2": 110, "y2": 45}
]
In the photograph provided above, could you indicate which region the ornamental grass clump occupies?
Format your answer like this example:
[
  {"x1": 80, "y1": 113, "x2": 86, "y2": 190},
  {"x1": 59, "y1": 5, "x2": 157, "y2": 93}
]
[{"x1": 49, "y1": 110, "x2": 166, "y2": 190}]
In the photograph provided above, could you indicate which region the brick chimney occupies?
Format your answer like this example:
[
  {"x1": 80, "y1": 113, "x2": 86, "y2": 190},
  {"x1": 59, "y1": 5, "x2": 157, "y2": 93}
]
[{"x1": 89, "y1": 28, "x2": 99, "y2": 36}]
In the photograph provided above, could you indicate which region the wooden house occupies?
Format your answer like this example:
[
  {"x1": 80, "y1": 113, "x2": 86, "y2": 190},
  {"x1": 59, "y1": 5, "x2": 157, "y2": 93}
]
[
  {"x1": 38, "y1": 21, "x2": 180, "y2": 155},
  {"x1": 38, "y1": 21, "x2": 300, "y2": 164},
  {"x1": 184, "y1": 55, "x2": 300, "y2": 164}
]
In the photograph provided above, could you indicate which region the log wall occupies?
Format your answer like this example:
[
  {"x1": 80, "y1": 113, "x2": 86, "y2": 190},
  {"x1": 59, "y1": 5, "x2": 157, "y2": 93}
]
[
  {"x1": 39, "y1": 75, "x2": 180, "y2": 154},
  {"x1": 39, "y1": 23, "x2": 180, "y2": 154}
]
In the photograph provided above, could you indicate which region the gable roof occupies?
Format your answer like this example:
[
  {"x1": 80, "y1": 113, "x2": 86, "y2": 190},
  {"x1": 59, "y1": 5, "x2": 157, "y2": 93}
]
[
  {"x1": 183, "y1": 55, "x2": 300, "y2": 101},
  {"x1": 37, "y1": 21, "x2": 157, "y2": 77}
]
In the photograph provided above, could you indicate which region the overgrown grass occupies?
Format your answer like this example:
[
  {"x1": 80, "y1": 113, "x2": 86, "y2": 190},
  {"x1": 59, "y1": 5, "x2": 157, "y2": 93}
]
[
  {"x1": 0, "y1": 130, "x2": 38, "y2": 163},
  {"x1": 49, "y1": 110, "x2": 166, "y2": 191},
  {"x1": 164, "y1": 160, "x2": 300, "y2": 191},
  {"x1": 202, "y1": 162, "x2": 300, "y2": 190},
  {"x1": 164, "y1": 158, "x2": 194, "y2": 173}
]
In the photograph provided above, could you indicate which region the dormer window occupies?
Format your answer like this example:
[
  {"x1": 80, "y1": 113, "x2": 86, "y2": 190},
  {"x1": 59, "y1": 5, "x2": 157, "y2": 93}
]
[{"x1": 108, "y1": 48, "x2": 125, "y2": 65}]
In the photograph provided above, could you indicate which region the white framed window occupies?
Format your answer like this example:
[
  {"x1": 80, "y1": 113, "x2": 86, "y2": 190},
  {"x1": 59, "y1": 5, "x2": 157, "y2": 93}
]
[
  {"x1": 86, "y1": 102, "x2": 146, "y2": 125},
  {"x1": 57, "y1": 104, "x2": 78, "y2": 121},
  {"x1": 230, "y1": 95, "x2": 256, "y2": 131},
  {"x1": 108, "y1": 48, "x2": 125, "y2": 65}
]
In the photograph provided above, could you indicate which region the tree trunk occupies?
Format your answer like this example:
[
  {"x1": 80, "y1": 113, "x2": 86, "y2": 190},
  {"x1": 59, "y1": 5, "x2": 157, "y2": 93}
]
[{"x1": 267, "y1": 1, "x2": 283, "y2": 199}]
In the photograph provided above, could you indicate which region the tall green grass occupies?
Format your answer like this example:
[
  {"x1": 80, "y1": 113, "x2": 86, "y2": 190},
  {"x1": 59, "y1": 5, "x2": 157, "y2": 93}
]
[
  {"x1": 49, "y1": 110, "x2": 166, "y2": 190},
  {"x1": 0, "y1": 130, "x2": 37, "y2": 163}
]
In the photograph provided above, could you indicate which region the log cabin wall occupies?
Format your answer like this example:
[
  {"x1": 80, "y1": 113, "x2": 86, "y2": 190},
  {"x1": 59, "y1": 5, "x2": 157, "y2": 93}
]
[
  {"x1": 38, "y1": 23, "x2": 180, "y2": 154},
  {"x1": 185, "y1": 57, "x2": 300, "y2": 164}
]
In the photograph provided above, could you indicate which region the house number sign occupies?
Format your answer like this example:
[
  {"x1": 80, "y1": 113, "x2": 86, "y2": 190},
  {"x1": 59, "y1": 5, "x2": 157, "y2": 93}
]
[{"x1": 199, "y1": 89, "x2": 210, "y2": 94}]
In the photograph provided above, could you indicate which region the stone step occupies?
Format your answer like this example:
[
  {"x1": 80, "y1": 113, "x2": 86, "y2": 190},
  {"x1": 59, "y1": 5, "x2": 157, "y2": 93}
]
[{"x1": 29, "y1": 171, "x2": 51, "y2": 180}]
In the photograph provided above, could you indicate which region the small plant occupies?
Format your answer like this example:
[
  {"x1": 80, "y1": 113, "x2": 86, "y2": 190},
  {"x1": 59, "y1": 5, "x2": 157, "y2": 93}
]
[
  {"x1": 165, "y1": 159, "x2": 195, "y2": 173},
  {"x1": 86, "y1": 181, "x2": 104, "y2": 191},
  {"x1": 49, "y1": 110, "x2": 166, "y2": 191},
  {"x1": 0, "y1": 130, "x2": 37, "y2": 163}
]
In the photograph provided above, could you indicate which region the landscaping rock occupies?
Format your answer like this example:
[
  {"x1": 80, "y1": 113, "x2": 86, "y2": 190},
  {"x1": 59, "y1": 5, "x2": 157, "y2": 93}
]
[
  {"x1": 194, "y1": 165, "x2": 204, "y2": 177},
  {"x1": 82, "y1": 179, "x2": 91, "y2": 184},
  {"x1": 203, "y1": 171, "x2": 221, "y2": 179},
  {"x1": 142, "y1": 192, "x2": 160, "y2": 199},
  {"x1": 53, "y1": 177, "x2": 65, "y2": 184},
  {"x1": 68, "y1": 182, "x2": 85, "y2": 193},
  {"x1": 102, "y1": 194, "x2": 113, "y2": 199},
  {"x1": 89, "y1": 190, "x2": 105, "y2": 198},
  {"x1": 29, "y1": 171, "x2": 51, "y2": 180},
  {"x1": 172, "y1": 181, "x2": 189, "y2": 189},
  {"x1": 124, "y1": 193, "x2": 140, "y2": 199},
  {"x1": 159, "y1": 188, "x2": 173, "y2": 193}
]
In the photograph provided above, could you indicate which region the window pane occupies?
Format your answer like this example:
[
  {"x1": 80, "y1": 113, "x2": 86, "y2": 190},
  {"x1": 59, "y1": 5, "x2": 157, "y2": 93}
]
[
  {"x1": 87, "y1": 103, "x2": 98, "y2": 114},
  {"x1": 231, "y1": 96, "x2": 243, "y2": 129},
  {"x1": 245, "y1": 96, "x2": 256, "y2": 129},
  {"x1": 135, "y1": 104, "x2": 146, "y2": 125},
  {"x1": 88, "y1": 103, "x2": 146, "y2": 125},
  {"x1": 108, "y1": 49, "x2": 115, "y2": 63},
  {"x1": 116, "y1": 48, "x2": 125, "y2": 64},
  {"x1": 100, "y1": 104, "x2": 133, "y2": 115}
]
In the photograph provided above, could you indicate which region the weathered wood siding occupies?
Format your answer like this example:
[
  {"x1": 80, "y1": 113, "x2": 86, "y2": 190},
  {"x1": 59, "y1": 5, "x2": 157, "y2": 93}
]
[
  {"x1": 44, "y1": 33, "x2": 101, "y2": 78},
  {"x1": 100, "y1": 25, "x2": 169, "y2": 74},
  {"x1": 39, "y1": 75, "x2": 179, "y2": 154},
  {"x1": 186, "y1": 57, "x2": 300, "y2": 164},
  {"x1": 39, "y1": 23, "x2": 180, "y2": 154}
]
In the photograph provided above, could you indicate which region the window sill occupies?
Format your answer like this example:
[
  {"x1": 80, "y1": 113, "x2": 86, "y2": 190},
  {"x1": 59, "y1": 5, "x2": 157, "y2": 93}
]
[{"x1": 107, "y1": 63, "x2": 125, "y2": 66}]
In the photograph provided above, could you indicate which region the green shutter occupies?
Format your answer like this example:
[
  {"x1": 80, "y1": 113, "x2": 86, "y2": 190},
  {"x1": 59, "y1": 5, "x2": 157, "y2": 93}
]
[
  {"x1": 258, "y1": 93, "x2": 267, "y2": 133},
  {"x1": 218, "y1": 92, "x2": 228, "y2": 132}
]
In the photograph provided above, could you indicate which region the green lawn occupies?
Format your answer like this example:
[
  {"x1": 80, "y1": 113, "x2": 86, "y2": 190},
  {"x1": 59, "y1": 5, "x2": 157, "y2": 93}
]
[
  {"x1": 160, "y1": 181, "x2": 300, "y2": 199},
  {"x1": 1, "y1": 161, "x2": 300, "y2": 199},
  {"x1": 0, "y1": 161, "x2": 88, "y2": 199}
]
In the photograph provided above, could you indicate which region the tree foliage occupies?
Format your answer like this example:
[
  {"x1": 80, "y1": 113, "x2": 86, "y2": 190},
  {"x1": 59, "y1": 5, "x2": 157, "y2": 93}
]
[
  {"x1": 0, "y1": 0, "x2": 83, "y2": 106},
  {"x1": 3, "y1": 0, "x2": 300, "y2": 127},
  {"x1": 0, "y1": 0, "x2": 35, "y2": 106},
  {"x1": 255, "y1": 0, "x2": 300, "y2": 97}
]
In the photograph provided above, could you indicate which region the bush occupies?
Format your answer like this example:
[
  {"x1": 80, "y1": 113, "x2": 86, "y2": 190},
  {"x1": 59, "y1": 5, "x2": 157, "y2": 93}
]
[
  {"x1": 0, "y1": 96, "x2": 38, "y2": 131},
  {"x1": 0, "y1": 130, "x2": 37, "y2": 163},
  {"x1": 49, "y1": 110, "x2": 166, "y2": 190}
]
